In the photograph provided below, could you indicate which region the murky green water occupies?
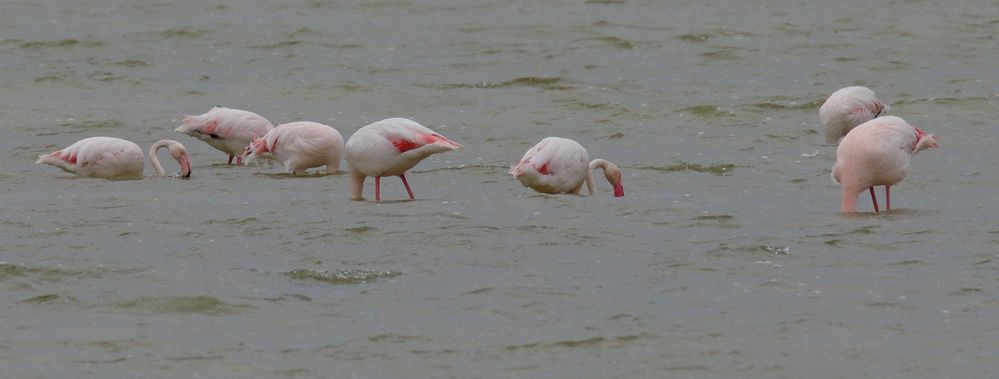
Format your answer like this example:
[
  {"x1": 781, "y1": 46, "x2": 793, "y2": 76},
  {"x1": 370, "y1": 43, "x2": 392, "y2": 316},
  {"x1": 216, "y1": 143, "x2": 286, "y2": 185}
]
[{"x1": 2, "y1": 0, "x2": 997, "y2": 377}]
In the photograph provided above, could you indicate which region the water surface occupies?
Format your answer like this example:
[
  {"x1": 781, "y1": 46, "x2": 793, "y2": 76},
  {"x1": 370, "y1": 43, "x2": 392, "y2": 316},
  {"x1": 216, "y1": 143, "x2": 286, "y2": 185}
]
[{"x1": 1, "y1": 0, "x2": 997, "y2": 377}]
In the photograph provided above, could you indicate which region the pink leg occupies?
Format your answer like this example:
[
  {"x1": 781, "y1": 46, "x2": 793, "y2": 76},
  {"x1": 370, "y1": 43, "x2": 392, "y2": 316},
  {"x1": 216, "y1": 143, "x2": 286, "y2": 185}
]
[
  {"x1": 236, "y1": 156, "x2": 243, "y2": 165},
  {"x1": 399, "y1": 173, "x2": 415, "y2": 200},
  {"x1": 869, "y1": 187, "x2": 880, "y2": 213},
  {"x1": 375, "y1": 176, "x2": 381, "y2": 201},
  {"x1": 885, "y1": 185, "x2": 891, "y2": 213},
  {"x1": 227, "y1": 154, "x2": 235, "y2": 165}
]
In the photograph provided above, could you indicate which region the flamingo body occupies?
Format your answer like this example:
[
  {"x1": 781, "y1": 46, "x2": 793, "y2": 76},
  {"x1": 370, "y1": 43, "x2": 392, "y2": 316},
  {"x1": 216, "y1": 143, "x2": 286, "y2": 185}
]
[
  {"x1": 345, "y1": 118, "x2": 460, "y2": 200},
  {"x1": 36, "y1": 137, "x2": 145, "y2": 179},
  {"x1": 819, "y1": 86, "x2": 887, "y2": 144},
  {"x1": 175, "y1": 107, "x2": 274, "y2": 164},
  {"x1": 242, "y1": 121, "x2": 344, "y2": 175},
  {"x1": 510, "y1": 137, "x2": 624, "y2": 197},
  {"x1": 831, "y1": 116, "x2": 938, "y2": 213}
]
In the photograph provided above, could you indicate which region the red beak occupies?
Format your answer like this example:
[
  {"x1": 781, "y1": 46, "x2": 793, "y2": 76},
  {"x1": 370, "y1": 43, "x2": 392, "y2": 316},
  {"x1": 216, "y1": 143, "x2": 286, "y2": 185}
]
[{"x1": 613, "y1": 181, "x2": 625, "y2": 197}]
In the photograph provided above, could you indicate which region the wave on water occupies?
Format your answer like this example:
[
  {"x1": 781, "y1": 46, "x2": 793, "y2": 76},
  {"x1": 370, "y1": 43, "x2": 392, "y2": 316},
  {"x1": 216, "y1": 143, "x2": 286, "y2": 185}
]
[
  {"x1": 286, "y1": 269, "x2": 401, "y2": 284},
  {"x1": 638, "y1": 161, "x2": 738, "y2": 175},
  {"x1": 433, "y1": 77, "x2": 574, "y2": 91}
]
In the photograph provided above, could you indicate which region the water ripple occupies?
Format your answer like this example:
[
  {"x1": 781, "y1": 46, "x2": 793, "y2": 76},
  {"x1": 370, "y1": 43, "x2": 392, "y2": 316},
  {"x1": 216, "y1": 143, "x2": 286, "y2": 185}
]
[{"x1": 286, "y1": 269, "x2": 401, "y2": 284}]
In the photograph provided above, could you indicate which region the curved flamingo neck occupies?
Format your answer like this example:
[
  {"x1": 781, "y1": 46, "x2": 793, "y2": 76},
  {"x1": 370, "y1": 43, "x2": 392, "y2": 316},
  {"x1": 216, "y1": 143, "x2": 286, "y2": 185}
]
[
  {"x1": 149, "y1": 141, "x2": 169, "y2": 177},
  {"x1": 149, "y1": 140, "x2": 190, "y2": 177},
  {"x1": 586, "y1": 159, "x2": 614, "y2": 197}
]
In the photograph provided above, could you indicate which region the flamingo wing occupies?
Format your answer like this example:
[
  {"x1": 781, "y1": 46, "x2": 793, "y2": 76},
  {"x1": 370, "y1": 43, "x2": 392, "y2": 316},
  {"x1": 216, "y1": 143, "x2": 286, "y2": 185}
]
[{"x1": 376, "y1": 118, "x2": 461, "y2": 154}]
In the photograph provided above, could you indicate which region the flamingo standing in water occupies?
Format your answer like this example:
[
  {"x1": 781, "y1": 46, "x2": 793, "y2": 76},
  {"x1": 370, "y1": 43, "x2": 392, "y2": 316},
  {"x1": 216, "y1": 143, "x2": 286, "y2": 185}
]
[
  {"x1": 819, "y1": 86, "x2": 887, "y2": 144},
  {"x1": 175, "y1": 106, "x2": 273, "y2": 165},
  {"x1": 510, "y1": 137, "x2": 624, "y2": 197},
  {"x1": 37, "y1": 137, "x2": 192, "y2": 179},
  {"x1": 832, "y1": 116, "x2": 938, "y2": 213},
  {"x1": 241, "y1": 121, "x2": 345, "y2": 175},
  {"x1": 345, "y1": 118, "x2": 461, "y2": 201}
]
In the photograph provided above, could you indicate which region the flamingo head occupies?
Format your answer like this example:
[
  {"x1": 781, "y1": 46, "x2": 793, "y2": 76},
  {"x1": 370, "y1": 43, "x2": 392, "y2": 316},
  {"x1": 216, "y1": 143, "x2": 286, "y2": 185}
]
[
  {"x1": 603, "y1": 163, "x2": 625, "y2": 197},
  {"x1": 912, "y1": 127, "x2": 939, "y2": 153},
  {"x1": 167, "y1": 142, "x2": 192, "y2": 178},
  {"x1": 241, "y1": 138, "x2": 270, "y2": 163}
]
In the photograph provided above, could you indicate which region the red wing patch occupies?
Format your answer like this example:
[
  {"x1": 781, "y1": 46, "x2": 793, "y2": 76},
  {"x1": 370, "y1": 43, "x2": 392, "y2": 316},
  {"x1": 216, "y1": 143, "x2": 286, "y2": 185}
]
[
  {"x1": 63, "y1": 152, "x2": 77, "y2": 165},
  {"x1": 392, "y1": 134, "x2": 447, "y2": 153},
  {"x1": 536, "y1": 161, "x2": 551, "y2": 175},
  {"x1": 200, "y1": 119, "x2": 219, "y2": 135},
  {"x1": 391, "y1": 138, "x2": 422, "y2": 153}
]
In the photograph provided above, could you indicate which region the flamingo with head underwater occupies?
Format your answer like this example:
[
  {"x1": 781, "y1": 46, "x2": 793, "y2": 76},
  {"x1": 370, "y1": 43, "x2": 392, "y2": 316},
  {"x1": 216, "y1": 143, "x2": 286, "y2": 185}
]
[
  {"x1": 832, "y1": 116, "x2": 938, "y2": 213},
  {"x1": 509, "y1": 137, "x2": 624, "y2": 197},
  {"x1": 175, "y1": 106, "x2": 274, "y2": 165},
  {"x1": 241, "y1": 121, "x2": 345, "y2": 175},
  {"x1": 345, "y1": 118, "x2": 461, "y2": 201}
]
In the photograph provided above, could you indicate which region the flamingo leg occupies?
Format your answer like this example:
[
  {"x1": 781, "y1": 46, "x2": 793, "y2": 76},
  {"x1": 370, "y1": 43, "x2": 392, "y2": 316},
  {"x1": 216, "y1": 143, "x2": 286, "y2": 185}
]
[
  {"x1": 236, "y1": 156, "x2": 243, "y2": 165},
  {"x1": 399, "y1": 173, "x2": 415, "y2": 200},
  {"x1": 227, "y1": 154, "x2": 235, "y2": 165},
  {"x1": 375, "y1": 176, "x2": 381, "y2": 201},
  {"x1": 885, "y1": 185, "x2": 891, "y2": 213},
  {"x1": 869, "y1": 187, "x2": 880, "y2": 213}
]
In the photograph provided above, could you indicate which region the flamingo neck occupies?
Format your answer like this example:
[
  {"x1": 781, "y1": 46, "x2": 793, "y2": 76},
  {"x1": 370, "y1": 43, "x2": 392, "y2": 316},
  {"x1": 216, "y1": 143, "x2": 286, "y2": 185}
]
[
  {"x1": 349, "y1": 166, "x2": 366, "y2": 200},
  {"x1": 586, "y1": 159, "x2": 608, "y2": 196},
  {"x1": 149, "y1": 140, "x2": 191, "y2": 177},
  {"x1": 584, "y1": 169, "x2": 596, "y2": 196},
  {"x1": 840, "y1": 185, "x2": 861, "y2": 213},
  {"x1": 588, "y1": 159, "x2": 623, "y2": 197},
  {"x1": 149, "y1": 143, "x2": 168, "y2": 177}
]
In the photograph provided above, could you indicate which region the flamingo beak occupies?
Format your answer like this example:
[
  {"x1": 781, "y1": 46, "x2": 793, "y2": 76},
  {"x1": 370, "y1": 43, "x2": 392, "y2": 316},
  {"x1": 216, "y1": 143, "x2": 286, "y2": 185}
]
[
  {"x1": 180, "y1": 157, "x2": 193, "y2": 178},
  {"x1": 613, "y1": 180, "x2": 624, "y2": 197}
]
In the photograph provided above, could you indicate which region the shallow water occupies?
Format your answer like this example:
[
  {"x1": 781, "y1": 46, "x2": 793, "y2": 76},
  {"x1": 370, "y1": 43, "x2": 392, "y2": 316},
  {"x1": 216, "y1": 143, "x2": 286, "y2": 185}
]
[{"x1": 2, "y1": 0, "x2": 998, "y2": 378}]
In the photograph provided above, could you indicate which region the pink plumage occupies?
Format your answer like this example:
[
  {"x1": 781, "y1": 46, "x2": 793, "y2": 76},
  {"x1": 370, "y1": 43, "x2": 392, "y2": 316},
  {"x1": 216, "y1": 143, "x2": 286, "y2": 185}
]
[
  {"x1": 175, "y1": 107, "x2": 274, "y2": 165},
  {"x1": 345, "y1": 118, "x2": 461, "y2": 201},
  {"x1": 819, "y1": 86, "x2": 887, "y2": 144},
  {"x1": 36, "y1": 137, "x2": 144, "y2": 179},
  {"x1": 241, "y1": 121, "x2": 344, "y2": 175},
  {"x1": 832, "y1": 116, "x2": 938, "y2": 213},
  {"x1": 510, "y1": 137, "x2": 624, "y2": 197}
]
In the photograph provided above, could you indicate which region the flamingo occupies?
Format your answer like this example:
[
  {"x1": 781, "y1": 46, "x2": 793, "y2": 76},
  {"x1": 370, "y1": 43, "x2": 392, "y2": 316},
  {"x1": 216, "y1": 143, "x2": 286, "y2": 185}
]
[
  {"x1": 509, "y1": 137, "x2": 624, "y2": 197},
  {"x1": 831, "y1": 116, "x2": 938, "y2": 213},
  {"x1": 37, "y1": 137, "x2": 192, "y2": 179},
  {"x1": 175, "y1": 106, "x2": 274, "y2": 165},
  {"x1": 241, "y1": 121, "x2": 344, "y2": 175},
  {"x1": 345, "y1": 118, "x2": 461, "y2": 201},
  {"x1": 819, "y1": 86, "x2": 887, "y2": 144}
]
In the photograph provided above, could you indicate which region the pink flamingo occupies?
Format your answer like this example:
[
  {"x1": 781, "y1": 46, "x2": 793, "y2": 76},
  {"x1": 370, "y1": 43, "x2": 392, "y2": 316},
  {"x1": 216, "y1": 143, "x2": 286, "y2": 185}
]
[
  {"x1": 509, "y1": 137, "x2": 624, "y2": 197},
  {"x1": 37, "y1": 137, "x2": 191, "y2": 179},
  {"x1": 819, "y1": 86, "x2": 887, "y2": 144},
  {"x1": 175, "y1": 106, "x2": 274, "y2": 165},
  {"x1": 345, "y1": 118, "x2": 461, "y2": 201},
  {"x1": 241, "y1": 121, "x2": 345, "y2": 175},
  {"x1": 832, "y1": 116, "x2": 938, "y2": 213}
]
